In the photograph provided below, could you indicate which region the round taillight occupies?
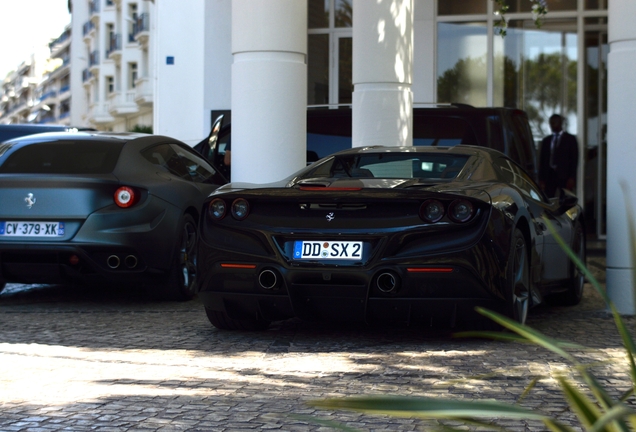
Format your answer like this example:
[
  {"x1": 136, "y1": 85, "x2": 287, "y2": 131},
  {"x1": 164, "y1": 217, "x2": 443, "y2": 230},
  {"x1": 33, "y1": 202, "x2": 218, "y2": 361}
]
[
  {"x1": 449, "y1": 199, "x2": 474, "y2": 223},
  {"x1": 208, "y1": 198, "x2": 227, "y2": 220},
  {"x1": 231, "y1": 198, "x2": 250, "y2": 220},
  {"x1": 114, "y1": 187, "x2": 136, "y2": 208},
  {"x1": 419, "y1": 199, "x2": 445, "y2": 223}
]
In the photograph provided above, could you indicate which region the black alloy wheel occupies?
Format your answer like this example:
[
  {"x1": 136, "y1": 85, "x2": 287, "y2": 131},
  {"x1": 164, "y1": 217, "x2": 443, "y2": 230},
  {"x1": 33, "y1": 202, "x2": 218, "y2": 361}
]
[
  {"x1": 551, "y1": 221, "x2": 586, "y2": 306},
  {"x1": 161, "y1": 214, "x2": 198, "y2": 300},
  {"x1": 506, "y1": 228, "x2": 531, "y2": 324},
  {"x1": 204, "y1": 307, "x2": 271, "y2": 331}
]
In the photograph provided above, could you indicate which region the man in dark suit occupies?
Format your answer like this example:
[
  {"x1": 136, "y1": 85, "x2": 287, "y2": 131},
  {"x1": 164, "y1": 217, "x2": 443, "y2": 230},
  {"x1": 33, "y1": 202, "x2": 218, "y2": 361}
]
[{"x1": 538, "y1": 114, "x2": 579, "y2": 198}]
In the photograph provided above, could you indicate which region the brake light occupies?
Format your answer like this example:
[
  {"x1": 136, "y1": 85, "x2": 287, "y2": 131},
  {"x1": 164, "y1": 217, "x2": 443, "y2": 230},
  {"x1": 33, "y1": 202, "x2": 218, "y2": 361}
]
[
  {"x1": 114, "y1": 187, "x2": 136, "y2": 208},
  {"x1": 448, "y1": 199, "x2": 474, "y2": 223},
  {"x1": 299, "y1": 187, "x2": 362, "y2": 191},
  {"x1": 407, "y1": 267, "x2": 454, "y2": 273},
  {"x1": 231, "y1": 198, "x2": 250, "y2": 220},
  {"x1": 208, "y1": 198, "x2": 227, "y2": 220},
  {"x1": 419, "y1": 199, "x2": 445, "y2": 223}
]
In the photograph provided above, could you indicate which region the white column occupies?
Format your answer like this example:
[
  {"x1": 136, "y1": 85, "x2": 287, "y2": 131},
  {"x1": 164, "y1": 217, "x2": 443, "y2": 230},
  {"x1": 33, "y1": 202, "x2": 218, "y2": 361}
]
[
  {"x1": 231, "y1": 0, "x2": 307, "y2": 183},
  {"x1": 352, "y1": 0, "x2": 414, "y2": 148},
  {"x1": 70, "y1": 1, "x2": 89, "y2": 127},
  {"x1": 606, "y1": 0, "x2": 636, "y2": 314}
]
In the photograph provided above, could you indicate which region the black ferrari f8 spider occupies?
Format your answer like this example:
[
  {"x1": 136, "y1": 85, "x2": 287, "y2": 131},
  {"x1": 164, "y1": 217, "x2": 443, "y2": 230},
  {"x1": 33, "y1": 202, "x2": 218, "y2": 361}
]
[
  {"x1": 197, "y1": 145, "x2": 585, "y2": 329},
  {"x1": 0, "y1": 132, "x2": 227, "y2": 299}
]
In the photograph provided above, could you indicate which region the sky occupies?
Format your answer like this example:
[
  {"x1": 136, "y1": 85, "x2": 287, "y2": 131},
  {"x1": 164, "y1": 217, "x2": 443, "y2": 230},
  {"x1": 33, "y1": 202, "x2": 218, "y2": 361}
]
[{"x1": 0, "y1": 0, "x2": 71, "y2": 79}]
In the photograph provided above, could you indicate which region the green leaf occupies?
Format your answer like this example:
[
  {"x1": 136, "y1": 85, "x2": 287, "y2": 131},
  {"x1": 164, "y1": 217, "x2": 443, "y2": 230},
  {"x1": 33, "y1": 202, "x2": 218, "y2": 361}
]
[
  {"x1": 475, "y1": 308, "x2": 581, "y2": 361},
  {"x1": 590, "y1": 405, "x2": 636, "y2": 432},
  {"x1": 557, "y1": 376, "x2": 602, "y2": 429},
  {"x1": 309, "y1": 396, "x2": 549, "y2": 421}
]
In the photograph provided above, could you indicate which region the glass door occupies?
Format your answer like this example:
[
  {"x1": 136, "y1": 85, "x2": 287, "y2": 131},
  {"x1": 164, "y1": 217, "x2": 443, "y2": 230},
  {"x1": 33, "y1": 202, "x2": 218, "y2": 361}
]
[{"x1": 584, "y1": 24, "x2": 608, "y2": 238}]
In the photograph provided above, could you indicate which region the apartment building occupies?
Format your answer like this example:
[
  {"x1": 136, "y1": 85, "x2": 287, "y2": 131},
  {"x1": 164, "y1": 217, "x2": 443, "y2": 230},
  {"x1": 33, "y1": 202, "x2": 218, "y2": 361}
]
[
  {"x1": 78, "y1": 0, "x2": 154, "y2": 131},
  {"x1": 28, "y1": 26, "x2": 73, "y2": 126},
  {"x1": 0, "y1": 50, "x2": 52, "y2": 125}
]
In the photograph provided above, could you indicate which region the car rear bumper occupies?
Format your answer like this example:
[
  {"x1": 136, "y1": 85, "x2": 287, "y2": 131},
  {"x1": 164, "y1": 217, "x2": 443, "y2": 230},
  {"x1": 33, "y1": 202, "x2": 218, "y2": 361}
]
[{"x1": 197, "y1": 244, "x2": 507, "y2": 326}]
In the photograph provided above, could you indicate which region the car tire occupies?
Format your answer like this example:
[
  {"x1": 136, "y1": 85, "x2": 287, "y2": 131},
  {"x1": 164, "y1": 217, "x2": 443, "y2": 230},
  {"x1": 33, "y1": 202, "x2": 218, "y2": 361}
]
[
  {"x1": 160, "y1": 214, "x2": 198, "y2": 301},
  {"x1": 550, "y1": 221, "x2": 586, "y2": 306},
  {"x1": 505, "y1": 228, "x2": 530, "y2": 325},
  {"x1": 204, "y1": 307, "x2": 270, "y2": 331}
]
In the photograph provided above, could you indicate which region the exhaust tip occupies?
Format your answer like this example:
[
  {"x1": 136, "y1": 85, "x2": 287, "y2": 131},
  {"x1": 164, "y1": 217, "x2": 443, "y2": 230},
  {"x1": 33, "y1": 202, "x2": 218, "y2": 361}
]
[
  {"x1": 377, "y1": 272, "x2": 399, "y2": 293},
  {"x1": 107, "y1": 255, "x2": 121, "y2": 269},
  {"x1": 125, "y1": 255, "x2": 138, "y2": 269},
  {"x1": 258, "y1": 269, "x2": 278, "y2": 290}
]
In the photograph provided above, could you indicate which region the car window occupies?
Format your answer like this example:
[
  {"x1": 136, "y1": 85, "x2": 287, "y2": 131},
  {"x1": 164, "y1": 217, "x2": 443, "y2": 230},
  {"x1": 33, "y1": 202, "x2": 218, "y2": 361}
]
[
  {"x1": 170, "y1": 143, "x2": 220, "y2": 184},
  {"x1": 301, "y1": 153, "x2": 470, "y2": 180},
  {"x1": 0, "y1": 141, "x2": 124, "y2": 174},
  {"x1": 412, "y1": 116, "x2": 478, "y2": 147},
  {"x1": 141, "y1": 143, "x2": 191, "y2": 181},
  {"x1": 496, "y1": 156, "x2": 546, "y2": 203}
]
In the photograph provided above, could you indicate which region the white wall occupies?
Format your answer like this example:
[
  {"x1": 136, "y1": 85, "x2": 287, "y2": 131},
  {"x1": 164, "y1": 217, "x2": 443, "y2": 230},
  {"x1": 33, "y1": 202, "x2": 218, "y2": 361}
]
[
  {"x1": 413, "y1": 0, "x2": 436, "y2": 104},
  {"x1": 153, "y1": 0, "x2": 206, "y2": 144},
  {"x1": 204, "y1": 0, "x2": 232, "y2": 115}
]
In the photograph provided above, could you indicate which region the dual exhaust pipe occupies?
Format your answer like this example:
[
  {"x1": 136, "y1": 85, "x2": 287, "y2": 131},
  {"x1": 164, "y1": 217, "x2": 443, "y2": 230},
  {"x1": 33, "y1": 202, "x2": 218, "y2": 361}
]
[
  {"x1": 107, "y1": 254, "x2": 138, "y2": 270},
  {"x1": 257, "y1": 268, "x2": 401, "y2": 294}
]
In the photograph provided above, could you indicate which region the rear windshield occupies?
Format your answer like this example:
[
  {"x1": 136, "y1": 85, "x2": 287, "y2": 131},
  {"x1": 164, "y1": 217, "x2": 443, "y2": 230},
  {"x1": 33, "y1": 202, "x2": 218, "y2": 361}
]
[
  {"x1": 413, "y1": 116, "x2": 478, "y2": 146},
  {"x1": 302, "y1": 153, "x2": 470, "y2": 180},
  {"x1": 0, "y1": 141, "x2": 124, "y2": 174}
]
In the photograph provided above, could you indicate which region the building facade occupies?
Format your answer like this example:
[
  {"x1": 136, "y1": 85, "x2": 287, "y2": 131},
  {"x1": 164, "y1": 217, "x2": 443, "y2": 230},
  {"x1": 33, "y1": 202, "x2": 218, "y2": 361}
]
[{"x1": 76, "y1": 0, "x2": 154, "y2": 131}]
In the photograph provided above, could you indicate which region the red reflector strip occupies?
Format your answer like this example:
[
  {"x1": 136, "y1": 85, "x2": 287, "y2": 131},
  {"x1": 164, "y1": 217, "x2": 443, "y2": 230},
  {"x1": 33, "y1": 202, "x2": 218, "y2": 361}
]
[
  {"x1": 220, "y1": 263, "x2": 257, "y2": 269},
  {"x1": 298, "y1": 187, "x2": 362, "y2": 191},
  {"x1": 407, "y1": 267, "x2": 453, "y2": 273}
]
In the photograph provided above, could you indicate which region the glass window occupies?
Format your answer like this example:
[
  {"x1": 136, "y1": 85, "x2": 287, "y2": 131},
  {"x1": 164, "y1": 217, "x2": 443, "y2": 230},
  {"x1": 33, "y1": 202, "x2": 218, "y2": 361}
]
[
  {"x1": 301, "y1": 153, "x2": 470, "y2": 180},
  {"x1": 308, "y1": 35, "x2": 329, "y2": 105},
  {"x1": 585, "y1": 0, "x2": 608, "y2": 9},
  {"x1": 335, "y1": 0, "x2": 352, "y2": 27},
  {"x1": 437, "y1": 22, "x2": 488, "y2": 106},
  {"x1": 171, "y1": 144, "x2": 220, "y2": 184},
  {"x1": 338, "y1": 37, "x2": 352, "y2": 104},
  {"x1": 493, "y1": 19, "x2": 578, "y2": 141},
  {"x1": 438, "y1": 0, "x2": 486, "y2": 15},
  {"x1": 412, "y1": 117, "x2": 478, "y2": 146},
  {"x1": 141, "y1": 144, "x2": 190, "y2": 180},
  {"x1": 496, "y1": 157, "x2": 545, "y2": 202},
  {"x1": 0, "y1": 141, "x2": 124, "y2": 174},
  {"x1": 308, "y1": 0, "x2": 329, "y2": 29},
  {"x1": 498, "y1": 0, "x2": 577, "y2": 12}
]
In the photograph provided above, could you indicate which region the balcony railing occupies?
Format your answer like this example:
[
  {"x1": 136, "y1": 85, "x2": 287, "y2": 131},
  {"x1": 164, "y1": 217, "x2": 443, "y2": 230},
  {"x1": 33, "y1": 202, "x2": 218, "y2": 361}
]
[
  {"x1": 39, "y1": 90, "x2": 57, "y2": 101},
  {"x1": 82, "y1": 68, "x2": 93, "y2": 82},
  {"x1": 83, "y1": 20, "x2": 95, "y2": 36},
  {"x1": 59, "y1": 85, "x2": 70, "y2": 93},
  {"x1": 107, "y1": 34, "x2": 122, "y2": 57},
  {"x1": 89, "y1": 50, "x2": 100, "y2": 67},
  {"x1": 89, "y1": 0, "x2": 100, "y2": 15},
  {"x1": 132, "y1": 13, "x2": 150, "y2": 37}
]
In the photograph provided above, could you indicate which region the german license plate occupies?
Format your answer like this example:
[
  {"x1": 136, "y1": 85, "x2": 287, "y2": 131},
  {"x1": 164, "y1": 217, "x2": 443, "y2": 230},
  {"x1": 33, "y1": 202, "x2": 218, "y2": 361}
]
[
  {"x1": 0, "y1": 221, "x2": 65, "y2": 237},
  {"x1": 293, "y1": 241, "x2": 363, "y2": 260}
]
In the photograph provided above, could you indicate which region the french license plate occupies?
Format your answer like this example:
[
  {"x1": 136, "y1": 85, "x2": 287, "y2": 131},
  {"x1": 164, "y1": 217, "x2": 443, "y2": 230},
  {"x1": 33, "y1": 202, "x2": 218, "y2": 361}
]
[
  {"x1": 293, "y1": 241, "x2": 363, "y2": 260},
  {"x1": 0, "y1": 221, "x2": 65, "y2": 237}
]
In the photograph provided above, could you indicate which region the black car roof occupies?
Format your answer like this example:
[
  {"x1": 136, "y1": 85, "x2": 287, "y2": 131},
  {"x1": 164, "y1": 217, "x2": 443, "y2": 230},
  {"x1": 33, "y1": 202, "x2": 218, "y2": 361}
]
[{"x1": 329, "y1": 144, "x2": 504, "y2": 159}]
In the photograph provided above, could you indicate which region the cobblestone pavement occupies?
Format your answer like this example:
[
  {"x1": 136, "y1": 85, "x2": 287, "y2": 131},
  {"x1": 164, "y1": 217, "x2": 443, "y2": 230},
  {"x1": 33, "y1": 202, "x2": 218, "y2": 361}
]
[{"x1": 0, "y1": 254, "x2": 630, "y2": 431}]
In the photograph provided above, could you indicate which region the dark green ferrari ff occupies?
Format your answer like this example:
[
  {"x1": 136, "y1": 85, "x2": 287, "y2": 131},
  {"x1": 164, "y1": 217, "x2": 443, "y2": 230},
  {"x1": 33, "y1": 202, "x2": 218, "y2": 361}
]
[{"x1": 0, "y1": 132, "x2": 227, "y2": 299}]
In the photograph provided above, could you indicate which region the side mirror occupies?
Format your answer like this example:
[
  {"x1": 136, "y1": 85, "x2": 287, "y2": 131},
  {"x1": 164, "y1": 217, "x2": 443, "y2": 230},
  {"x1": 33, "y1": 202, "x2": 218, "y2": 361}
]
[
  {"x1": 207, "y1": 114, "x2": 225, "y2": 152},
  {"x1": 551, "y1": 188, "x2": 578, "y2": 214}
]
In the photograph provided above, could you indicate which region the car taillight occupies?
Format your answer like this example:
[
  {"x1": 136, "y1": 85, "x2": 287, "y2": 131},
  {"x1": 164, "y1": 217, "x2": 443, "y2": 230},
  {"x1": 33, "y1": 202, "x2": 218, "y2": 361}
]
[
  {"x1": 419, "y1": 199, "x2": 445, "y2": 223},
  {"x1": 448, "y1": 199, "x2": 474, "y2": 223},
  {"x1": 114, "y1": 187, "x2": 136, "y2": 208},
  {"x1": 208, "y1": 198, "x2": 227, "y2": 220},
  {"x1": 231, "y1": 198, "x2": 250, "y2": 220}
]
